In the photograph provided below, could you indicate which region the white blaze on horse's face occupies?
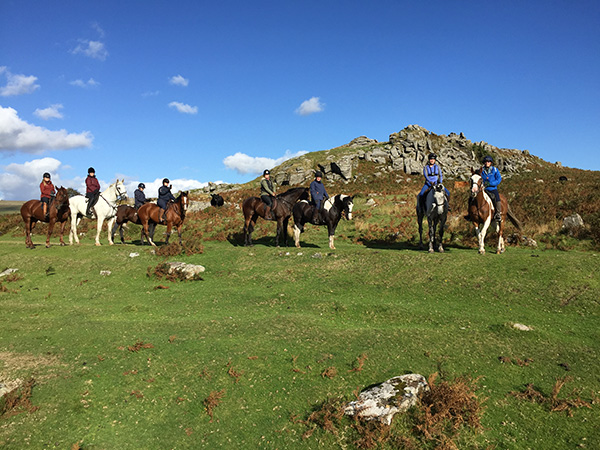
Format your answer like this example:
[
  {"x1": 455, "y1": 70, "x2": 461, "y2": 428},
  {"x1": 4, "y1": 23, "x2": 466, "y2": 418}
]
[
  {"x1": 182, "y1": 194, "x2": 188, "y2": 211},
  {"x1": 470, "y1": 174, "x2": 482, "y2": 195},
  {"x1": 342, "y1": 195, "x2": 353, "y2": 220}
]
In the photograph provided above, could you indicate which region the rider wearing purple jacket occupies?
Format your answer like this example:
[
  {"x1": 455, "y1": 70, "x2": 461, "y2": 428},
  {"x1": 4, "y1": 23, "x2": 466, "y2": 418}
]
[{"x1": 418, "y1": 154, "x2": 450, "y2": 208}]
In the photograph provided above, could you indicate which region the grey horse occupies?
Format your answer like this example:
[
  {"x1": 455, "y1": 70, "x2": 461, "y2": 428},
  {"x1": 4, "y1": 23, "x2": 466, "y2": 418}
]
[{"x1": 417, "y1": 183, "x2": 448, "y2": 253}]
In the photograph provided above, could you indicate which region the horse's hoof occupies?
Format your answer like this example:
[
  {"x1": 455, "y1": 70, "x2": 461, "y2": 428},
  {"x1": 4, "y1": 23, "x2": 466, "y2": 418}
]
[
  {"x1": 439, "y1": 247, "x2": 444, "y2": 253},
  {"x1": 95, "y1": 243, "x2": 102, "y2": 246},
  {"x1": 46, "y1": 244, "x2": 50, "y2": 248},
  {"x1": 479, "y1": 250, "x2": 485, "y2": 255},
  {"x1": 60, "y1": 242, "x2": 66, "y2": 246},
  {"x1": 428, "y1": 248, "x2": 434, "y2": 253}
]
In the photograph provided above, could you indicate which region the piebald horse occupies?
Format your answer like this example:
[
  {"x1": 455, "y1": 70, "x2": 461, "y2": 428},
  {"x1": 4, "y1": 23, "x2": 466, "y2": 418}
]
[
  {"x1": 416, "y1": 183, "x2": 448, "y2": 253},
  {"x1": 137, "y1": 192, "x2": 189, "y2": 247},
  {"x1": 466, "y1": 169, "x2": 522, "y2": 254},
  {"x1": 242, "y1": 187, "x2": 309, "y2": 247},
  {"x1": 292, "y1": 194, "x2": 354, "y2": 249},
  {"x1": 69, "y1": 180, "x2": 127, "y2": 246},
  {"x1": 20, "y1": 187, "x2": 70, "y2": 248}
]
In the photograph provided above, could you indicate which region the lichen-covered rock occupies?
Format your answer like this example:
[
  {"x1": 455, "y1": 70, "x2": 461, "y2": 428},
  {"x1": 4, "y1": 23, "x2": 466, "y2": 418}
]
[
  {"x1": 562, "y1": 214, "x2": 584, "y2": 233},
  {"x1": 344, "y1": 373, "x2": 429, "y2": 425},
  {"x1": 165, "y1": 262, "x2": 205, "y2": 280}
]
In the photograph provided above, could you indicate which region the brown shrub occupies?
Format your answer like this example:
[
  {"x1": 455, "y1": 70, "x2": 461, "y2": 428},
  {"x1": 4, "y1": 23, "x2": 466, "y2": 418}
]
[{"x1": 203, "y1": 389, "x2": 226, "y2": 422}]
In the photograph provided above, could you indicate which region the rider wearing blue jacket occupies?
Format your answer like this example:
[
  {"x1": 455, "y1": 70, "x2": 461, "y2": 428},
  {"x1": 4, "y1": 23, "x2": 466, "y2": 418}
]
[
  {"x1": 481, "y1": 155, "x2": 502, "y2": 221},
  {"x1": 157, "y1": 178, "x2": 176, "y2": 223},
  {"x1": 418, "y1": 154, "x2": 450, "y2": 209},
  {"x1": 310, "y1": 170, "x2": 329, "y2": 223}
]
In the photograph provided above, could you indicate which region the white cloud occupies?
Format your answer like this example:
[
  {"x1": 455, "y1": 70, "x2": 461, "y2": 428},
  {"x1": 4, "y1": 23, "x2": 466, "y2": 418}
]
[
  {"x1": 295, "y1": 96, "x2": 324, "y2": 116},
  {"x1": 223, "y1": 149, "x2": 307, "y2": 175},
  {"x1": 72, "y1": 40, "x2": 108, "y2": 61},
  {"x1": 169, "y1": 75, "x2": 189, "y2": 87},
  {"x1": 34, "y1": 104, "x2": 64, "y2": 120},
  {"x1": 142, "y1": 90, "x2": 160, "y2": 97},
  {"x1": 70, "y1": 78, "x2": 99, "y2": 88},
  {"x1": 91, "y1": 22, "x2": 105, "y2": 38},
  {"x1": 0, "y1": 157, "x2": 66, "y2": 200},
  {"x1": 0, "y1": 67, "x2": 40, "y2": 96},
  {"x1": 169, "y1": 101, "x2": 198, "y2": 114},
  {"x1": 0, "y1": 106, "x2": 93, "y2": 153}
]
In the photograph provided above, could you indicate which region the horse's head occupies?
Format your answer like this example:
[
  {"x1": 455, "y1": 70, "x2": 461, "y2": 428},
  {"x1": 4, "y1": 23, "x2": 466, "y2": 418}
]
[
  {"x1": 114, "y1": 179, "x2": 128, "y2": 201},
  {"x1": 340, "y1": 195, "x2": 354, "y2": 220},
  {"x1": 432, "y1": 184, "x2": 446, "y2": 215},
  {"x1": 469, "y1": 173, "x2": 483, "y2": 198},
  {"x1": 55, "y1": 186, "x2": 69, "y2": 208},
  {"x1": 179, "y1": 191, "x2": 189, "y2": 212}
]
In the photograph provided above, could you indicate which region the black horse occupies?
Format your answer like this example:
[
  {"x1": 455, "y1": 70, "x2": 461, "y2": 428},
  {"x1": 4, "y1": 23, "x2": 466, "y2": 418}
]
[
  {"x1": 292, "y1": 194, "x2": 354, "y2": 249},
  {"x1": 242, "y1": 187, "x2": 309, "y2": 247}
]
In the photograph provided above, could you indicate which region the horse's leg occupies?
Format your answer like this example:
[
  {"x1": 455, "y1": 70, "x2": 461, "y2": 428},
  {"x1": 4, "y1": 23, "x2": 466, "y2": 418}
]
[
  {"x1": 293, "y1": 221, "x2": 304, "y2": 248},
  {"x1": 24, "y1": 217, "x2": 33, "y2": 249},
  {"x1": 177, "y1": 224, "x2": 183, "y2": 245},
  {"x1": 46, "y1": 219, "x2": 56, "y2": 248},
  {"x1": 107, "y1": 217, "x2": 116, "y2": 245},
  {"x1": 497, "y1": 221, "x2": 505, "y2": 254},
  {"x1": 59, "y1": 221, "x2": 67, "y2": 246},
  {"x1": 428, "y1": 217, "x2": 435, "y2": 253},
  {"x1": 417, "y1": 206, "x2": 424, "y2": 249},
  {"x1": 95, "y1": 217, "x2": 104, "y2": 246},
  {"x1": 119, "y1": 223, "x2": 126, "y2": 244},
  {"x1": 438, "y1": 217, "x2": 445, "y2": 253},
  {"x1": 282, "y1": 217, "x2": 290, "y2": 247},
  {"x1": 328, "y1": 222, "x2": 336, "y2": 250},
  {"x1": 478, "y1": 216, "x2": 492, "y2": 254},
  {"x1": 275, "y1": 218, "x2": 282, "y2": 247},
  {"x1": 69, "y1": 211, "x2": 79, "y2": 245},
  {"x1": 165, "y1": 222, "x2": 173, "y2": 244}
]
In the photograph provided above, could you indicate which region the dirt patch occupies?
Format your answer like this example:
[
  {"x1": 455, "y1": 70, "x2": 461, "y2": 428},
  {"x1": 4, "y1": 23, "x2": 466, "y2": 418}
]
[
  {"x1": 0, "y1": 351, "x2": 65, "y2": 380},
  {"x1": 203, "y1": 389, "x2": 225, "y2": 422},
  {"x1": 127, "y1": 340, "x2": 154, "y2": 352},
  {"x1": 0, "y1": 378, "x2": 39, "y2": 419}
]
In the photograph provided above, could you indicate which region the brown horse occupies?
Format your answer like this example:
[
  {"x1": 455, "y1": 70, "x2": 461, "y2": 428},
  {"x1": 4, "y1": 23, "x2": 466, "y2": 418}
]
[
  {"x1": 137, "y1": 192, "x2": 189, "y2": 246},
  {"x1": 466, "y1": 169, "x2": 522, "y2": 254},
  {"x1": 110, "y1": 205, "x2": 150, "y2": 244},
  {"x1": 242, "y1": 187, "x2": 309, "y2": 247},
  {"x1": 20, "y1": 187, "x2": 70, "y2": 249}
]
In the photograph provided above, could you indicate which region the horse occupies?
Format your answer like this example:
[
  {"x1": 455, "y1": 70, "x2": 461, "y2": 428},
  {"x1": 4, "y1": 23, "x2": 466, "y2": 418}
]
[
  {"x1": 416, "y1": 183, "x2": 448, "y2": 253},
  {"x1": 292, "y1": 194, "x2": 354, "y2": 249},
  {"x1": 110, "y1": 205, "x2": 151, "y2": 244},
  {"x1": 20, "y1": 187, "x2": 70, "y2": 249},
  {"x1": 137, "y1": 191, "x2": 189, "y2": 247},
  {"x1": 466, "y1": 169, "x2": 522, "y2": 254},
  {"x1": 68, "y1": 179, "x2": 127, "y2": 246},
  {"x1": 242, "y1": 187, "x2": 309, "y2": 247}
]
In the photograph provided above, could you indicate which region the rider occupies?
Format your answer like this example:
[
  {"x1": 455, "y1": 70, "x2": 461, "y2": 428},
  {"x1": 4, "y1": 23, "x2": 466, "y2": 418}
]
[
  {"x1": 85, "y1": 167, "x2": 101, "y2": 218},
  {"x1": 157, "y1": 178, "x2": 176, "y2": 223},
  {"x1": 418, "y1": 153, "x2": 451, "y2": 210},
  {"x1": 260, "y1": 169, "x2": 276, "y2": 220},
  {"x1": 310, "y1": 170, "x2": 329, "y2": 224},
  {"x1": 40, "y1": 172, "x2": 55, "y2": 220},
  {"x1": 134, "y1": 183, "x2": 147, "y2": 209},
  {"x1": 481, "y1": 155, "x2": 502, "y2": 221}
]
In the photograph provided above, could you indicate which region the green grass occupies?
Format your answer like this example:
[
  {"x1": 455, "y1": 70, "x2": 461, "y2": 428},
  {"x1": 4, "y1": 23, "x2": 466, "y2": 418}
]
[{"x1": 1, "y1": 227, "x2": 599, "y2": 449}]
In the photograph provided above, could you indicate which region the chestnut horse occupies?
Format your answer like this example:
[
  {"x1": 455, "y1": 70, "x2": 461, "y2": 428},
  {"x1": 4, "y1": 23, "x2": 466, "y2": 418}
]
[
  {"x1": 242, "y1": 187, "x2": 309, "y2": 247},
  {"x1": 20, "y1": 187, "x2": 70, "y2": 249},
  {"x1": 137, "y1": 191, "x2": 189, "y2": 246},
  {"x1": 466, "y1": 169, "x2": 522, "y2": 254}
]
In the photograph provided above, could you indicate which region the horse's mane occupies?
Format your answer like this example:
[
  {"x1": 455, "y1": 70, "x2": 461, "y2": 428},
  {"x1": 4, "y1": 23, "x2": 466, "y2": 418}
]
[{"x1": 278, "y1": 187, "x2": 307, "y2": 198}]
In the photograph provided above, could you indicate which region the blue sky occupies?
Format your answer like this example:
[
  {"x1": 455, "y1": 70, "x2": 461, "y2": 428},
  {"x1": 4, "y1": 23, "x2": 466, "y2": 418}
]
[{"x1": 1, "y1": 0, "x2": 599, "y2": 200}]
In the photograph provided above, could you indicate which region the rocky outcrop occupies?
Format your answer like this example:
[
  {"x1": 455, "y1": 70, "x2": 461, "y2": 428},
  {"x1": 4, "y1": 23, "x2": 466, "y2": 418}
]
[{"x1": 269, "y1": 125, "x2": 539, "y2": 186}]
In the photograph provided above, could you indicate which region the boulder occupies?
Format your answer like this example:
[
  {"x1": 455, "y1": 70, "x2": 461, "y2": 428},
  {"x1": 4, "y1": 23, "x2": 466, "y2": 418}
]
[
  {"x1": 344, "y1": 374, "x2": 429, "y2": 425},
  {"x1": 0, "y1": 268, "x2": 18, "y2": 278},
  {"x1": 165, "y1": 262, "x2": 205, "y2": 280},
  {"x1": 562, "y1": 214, "x2": 584, "y2": 234}
]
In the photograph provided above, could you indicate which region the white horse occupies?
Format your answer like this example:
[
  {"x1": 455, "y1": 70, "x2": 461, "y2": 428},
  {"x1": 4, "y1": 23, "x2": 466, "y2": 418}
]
[
  {"x1": 417, "y1": 183, "x2": 448, "y2": 253},
  {"x1": 69, "y1": 179, "x2": 127, "y2": 246}
]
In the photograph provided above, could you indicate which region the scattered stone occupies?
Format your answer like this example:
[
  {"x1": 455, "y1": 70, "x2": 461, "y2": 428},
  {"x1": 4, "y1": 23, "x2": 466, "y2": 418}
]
[
  {"x1": 344, "y1": 374, "x2": 429, "y2": 425},
  {"x1": 365, "y1": 198, "x2": 377, "y2": 207},
  {"x1": 513, "y1": 323, "x2": 533, "y2": 331},
  {"x1": 312, "y1": 253, "x2": 322, "y2": 259},
  {"x1": 0, "y1": 268, "x2": 18, "y2": 278},
  {"x1": 0, "y1": 379, "x2": 22, "y2": 397},
  {"x1": 164, "y1": 262, "x2": 205, "y2": 280},
  {"x1": 100, "y1": 270, "x2": 112, "y2": 276},
  {"x1": 129, "y1": 252, "x2": 140, "y2": 258}
]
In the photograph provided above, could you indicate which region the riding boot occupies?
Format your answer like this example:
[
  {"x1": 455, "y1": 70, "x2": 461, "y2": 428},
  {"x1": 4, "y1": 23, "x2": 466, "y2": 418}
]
[
  {"x1": 311, "y1": 207, "x2": 319, "y2": 225},
  {"x1": 90, "y1": 206, "x2": 97, "y2": 219},
  {"x1": 494, "y1": 204, "x2": 502, "y2": 222},
  {"x1": 159, "y1": 208, "x2": 166, "y2": 224},
  {"x1": 264, "y1": 206, "x2": 272, "y2": 220}
]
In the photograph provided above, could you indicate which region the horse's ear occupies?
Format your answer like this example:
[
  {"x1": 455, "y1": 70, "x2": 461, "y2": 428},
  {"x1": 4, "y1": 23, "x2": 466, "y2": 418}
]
[{"x1": 471, "y1": 168, "x2": 475, "y2": 174}]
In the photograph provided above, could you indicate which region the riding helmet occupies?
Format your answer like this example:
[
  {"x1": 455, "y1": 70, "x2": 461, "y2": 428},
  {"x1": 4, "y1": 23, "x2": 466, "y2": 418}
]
[
  {"x1": 43, "y1": 172, "x2": 51, "y2": 179},
  {"x1": 263, "y1": 169, "x2": 270, "y2": 176},
  {"x1": 138, "y1": 183, "x2": 145, "y2": 189},
  {"x1": 88, "y1": 167, "x2": 95, "y2": 174},
  {"x1": 162, "y1": 178, "x2": 170, "y2": 184},
  {"x1": 482, "y1": 155, "x2": 494, "y2": 164},
  {"x1": 315, "y1": 170, "x2": 323, "y2": 178},
  {"x1": 428, "y1": 153, "x2": 437, "y2": 160}
]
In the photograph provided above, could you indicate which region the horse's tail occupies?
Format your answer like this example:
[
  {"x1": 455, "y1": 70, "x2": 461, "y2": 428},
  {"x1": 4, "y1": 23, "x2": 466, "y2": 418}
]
[{"x1": 506, "y1": 206, "x2": 522, "y2": 231}]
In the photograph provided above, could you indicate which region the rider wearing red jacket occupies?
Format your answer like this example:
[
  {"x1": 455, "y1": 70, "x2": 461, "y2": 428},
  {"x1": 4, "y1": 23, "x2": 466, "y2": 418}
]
[
  {"x1": 40, "y1": 172, "x2": 55, "y2": 219},
  {"x1": 85, "y1": 167, "x2": 101, "y2": 217}
]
